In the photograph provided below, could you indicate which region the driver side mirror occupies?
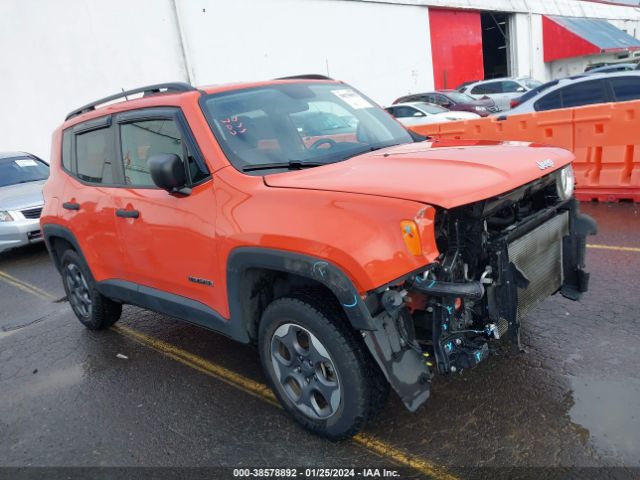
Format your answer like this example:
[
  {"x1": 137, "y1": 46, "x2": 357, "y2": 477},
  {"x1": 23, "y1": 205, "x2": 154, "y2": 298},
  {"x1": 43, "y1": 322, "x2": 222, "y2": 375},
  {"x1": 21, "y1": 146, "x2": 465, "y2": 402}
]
[
  {"x1": 516, "y1": 87, "x2": 526, "y2": 93},
  {"x1": 149, "y1": 153, "x2": 191, "y2": 195},
  {"x1": 441, "y1": 102, "x2": 452, "y2": 108},
  {"x1": 413, "y1": 112, "x2": 426, "y2": 117}
]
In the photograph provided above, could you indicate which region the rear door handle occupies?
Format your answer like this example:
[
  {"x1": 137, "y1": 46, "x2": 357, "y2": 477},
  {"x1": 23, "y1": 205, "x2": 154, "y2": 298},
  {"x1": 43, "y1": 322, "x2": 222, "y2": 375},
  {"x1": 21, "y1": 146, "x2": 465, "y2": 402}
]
[
  {"x1": 62, "y1": 202, "x2": 80, "y2": 211},
  {"x1": 115, "y1": 208, "x2": 140, "y2": 219}
]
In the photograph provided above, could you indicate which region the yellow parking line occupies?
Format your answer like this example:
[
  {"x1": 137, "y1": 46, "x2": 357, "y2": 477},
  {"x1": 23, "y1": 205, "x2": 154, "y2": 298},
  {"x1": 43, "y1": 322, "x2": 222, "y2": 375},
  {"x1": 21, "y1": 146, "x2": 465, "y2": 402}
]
[
  {"x1": 587, "y1": 244, "x2": 640, "y2": 253},
  {"x1": 113, "y1": 324, "x2": 279, "y2": 406},
  {"x1": 113, "y1": 324, "x2": 459, "y2": 480},
  {"x1": 0, "y1": 270, "x2": 57, "y2": 301}
]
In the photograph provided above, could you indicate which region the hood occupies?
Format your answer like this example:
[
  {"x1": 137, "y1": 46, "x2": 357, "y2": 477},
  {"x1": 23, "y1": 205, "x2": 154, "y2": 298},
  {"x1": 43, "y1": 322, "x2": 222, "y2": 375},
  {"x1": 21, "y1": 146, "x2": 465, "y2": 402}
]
[
  {"x1": 0, "y1": 180, "x2": 45, "y2": 211},
  {"x1": 264, "y1": 140, "x2": 573, "y2": 209}
]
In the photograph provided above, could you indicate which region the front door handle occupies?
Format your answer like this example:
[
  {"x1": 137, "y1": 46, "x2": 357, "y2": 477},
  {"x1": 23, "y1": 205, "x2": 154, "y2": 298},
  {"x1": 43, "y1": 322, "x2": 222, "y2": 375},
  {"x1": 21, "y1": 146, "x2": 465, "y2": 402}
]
[
  {"x1": 115, "y1": 208, "x2": 140, "y2": 219},
  {"x1": 62, "y1": 202, "x2": 80, "y2": 211}
]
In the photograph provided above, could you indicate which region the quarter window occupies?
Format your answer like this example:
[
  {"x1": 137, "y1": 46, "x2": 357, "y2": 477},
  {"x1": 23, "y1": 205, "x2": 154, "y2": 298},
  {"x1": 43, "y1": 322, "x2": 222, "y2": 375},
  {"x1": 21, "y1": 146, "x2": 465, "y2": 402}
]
[
  {"x1": 76, "y1": 128, "x2": 115, "y2": 184},
  {"x1": 62, "y1": 130, "x2": 72, "y2": 171},
  {"x1": 535, "y1": 90, "x2": 562, "y2": 111}
]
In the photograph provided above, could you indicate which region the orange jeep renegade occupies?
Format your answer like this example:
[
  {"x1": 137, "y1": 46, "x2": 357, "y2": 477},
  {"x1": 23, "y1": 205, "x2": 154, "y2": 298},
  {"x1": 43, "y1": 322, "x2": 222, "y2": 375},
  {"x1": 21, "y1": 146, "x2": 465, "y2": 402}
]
[{"x1": 41, "y1": 76, "x2": 596, "y2": 439}]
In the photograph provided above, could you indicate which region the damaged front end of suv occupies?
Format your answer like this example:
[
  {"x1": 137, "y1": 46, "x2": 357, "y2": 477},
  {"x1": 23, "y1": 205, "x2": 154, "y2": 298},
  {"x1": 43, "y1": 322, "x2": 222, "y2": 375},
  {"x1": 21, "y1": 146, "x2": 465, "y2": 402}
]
[{"x1": 361, "y1": 165, "x2": 597, "y2": 411}]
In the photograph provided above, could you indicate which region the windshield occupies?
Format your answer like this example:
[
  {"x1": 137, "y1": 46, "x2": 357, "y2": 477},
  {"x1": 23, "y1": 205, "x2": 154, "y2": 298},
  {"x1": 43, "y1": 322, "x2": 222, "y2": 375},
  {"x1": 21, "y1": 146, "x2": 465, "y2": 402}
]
[
  {"x1": 445, "y1": 92, "x2": 476, "y2": 103},
  {"x1": 416, "y1": 103, "x2": 448, "y2": 114},
  {"x1": 201, "y1": 83, "x2": 413, "y2": 172},
  {"x1": 0, "y1": 156, "x2": 49, "y2": 188}
]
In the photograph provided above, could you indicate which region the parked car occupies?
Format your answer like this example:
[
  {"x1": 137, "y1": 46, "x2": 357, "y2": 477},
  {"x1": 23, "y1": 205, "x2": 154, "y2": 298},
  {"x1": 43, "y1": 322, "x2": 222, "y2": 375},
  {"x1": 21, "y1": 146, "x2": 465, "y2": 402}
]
[
  {"x1": 41, "y1": 77, "x2": 595, "y2": 440},
  {"x1": 393, "y1": 90, "x2": 500, "y2": 116},
  {"x1": 585, "y1": 63, "x2": 637, "y2": 74},
  {"x1": 457, "y1": 77, "x2": 543, "y2": 111},
  {"x1": 508, "y1": 75, "x2": 589, "y2": 110},
  {"x1": 505, "y1": 71, "x2": 640, "y2": 116},
  {"x1": 0, "y1": 152, "x2": 49, "y2": 253},
  {"x1": 385, "y1": 102, "x2": 480, "y2": 126},
  {"x1": 290, "y1": 110, "x2": 358, "y2": 148}
]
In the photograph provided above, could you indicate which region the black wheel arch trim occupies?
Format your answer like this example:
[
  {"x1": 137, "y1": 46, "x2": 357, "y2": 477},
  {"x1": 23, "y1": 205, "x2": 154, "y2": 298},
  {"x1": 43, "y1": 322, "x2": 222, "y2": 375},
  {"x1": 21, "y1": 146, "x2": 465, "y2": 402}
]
[
  {"x1": 42, "y1": 224, "x2": 86, "y2": 274},
  {"x1": 227, "y1": 247, "x2": 376, "y2": 332}
]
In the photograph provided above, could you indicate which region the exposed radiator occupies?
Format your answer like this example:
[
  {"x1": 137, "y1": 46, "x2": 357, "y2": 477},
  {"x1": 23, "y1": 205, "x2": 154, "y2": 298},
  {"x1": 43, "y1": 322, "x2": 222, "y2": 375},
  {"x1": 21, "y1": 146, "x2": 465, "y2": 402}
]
[{"x1": 508, "y1": 211, "x2": 570, "y2": 323}]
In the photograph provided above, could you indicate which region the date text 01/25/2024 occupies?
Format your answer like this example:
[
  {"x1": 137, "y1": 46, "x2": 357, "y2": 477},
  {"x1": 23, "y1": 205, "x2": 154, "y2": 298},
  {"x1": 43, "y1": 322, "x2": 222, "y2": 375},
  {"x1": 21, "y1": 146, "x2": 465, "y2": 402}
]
[{"x1": 232, "y1": 468, "x2": 400, "y2": 478}]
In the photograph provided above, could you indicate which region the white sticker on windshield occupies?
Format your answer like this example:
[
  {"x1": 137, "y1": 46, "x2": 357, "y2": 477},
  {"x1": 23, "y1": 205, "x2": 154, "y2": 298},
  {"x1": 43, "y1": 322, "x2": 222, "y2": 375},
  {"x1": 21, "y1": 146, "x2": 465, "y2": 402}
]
[
  {"x1": 15, "y1": 159, "x2": 38, "y2": 167},
  {"x1": 331, "y1": 89, "x2": 373, "y2": 110}
]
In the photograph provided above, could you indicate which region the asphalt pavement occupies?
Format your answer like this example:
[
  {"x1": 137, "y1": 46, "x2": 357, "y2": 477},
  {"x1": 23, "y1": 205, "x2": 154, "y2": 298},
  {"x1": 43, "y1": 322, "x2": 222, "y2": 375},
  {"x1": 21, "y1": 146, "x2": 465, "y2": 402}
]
[{"x1": 0, "y1": 202, "x2": 639, "y2": 480}]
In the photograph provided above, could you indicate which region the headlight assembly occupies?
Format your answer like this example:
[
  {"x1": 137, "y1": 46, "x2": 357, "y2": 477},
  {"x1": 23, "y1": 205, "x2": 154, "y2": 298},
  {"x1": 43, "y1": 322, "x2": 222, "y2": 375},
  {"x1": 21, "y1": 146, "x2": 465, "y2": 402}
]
[
  {"x1": 556, "y1": 165, "x2": 575, "y2": 200},
  {"x1": 0, "y1": 211, "x2": 14, "y2": 222}
]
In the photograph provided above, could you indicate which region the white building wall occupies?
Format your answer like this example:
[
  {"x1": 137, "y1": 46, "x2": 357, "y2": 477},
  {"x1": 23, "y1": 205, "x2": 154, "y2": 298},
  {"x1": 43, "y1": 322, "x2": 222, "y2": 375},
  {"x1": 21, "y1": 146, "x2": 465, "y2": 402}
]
[
  {"x1": 0, "y1": 0, "x2": 188, "y2": 160},
  {"x1": 175, "y1": 0, "x2": 435, "y2": 107},
  {"x1": 509, "y1": 13, "x2": 547, "y2": 81}
]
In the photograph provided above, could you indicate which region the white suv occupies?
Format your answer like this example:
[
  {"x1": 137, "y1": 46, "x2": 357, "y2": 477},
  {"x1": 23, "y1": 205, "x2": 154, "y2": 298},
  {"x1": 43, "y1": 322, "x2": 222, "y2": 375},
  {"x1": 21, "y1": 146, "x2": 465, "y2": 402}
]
[{"x1": 458, "y1": 77, "x2": 542, "y2": 111}]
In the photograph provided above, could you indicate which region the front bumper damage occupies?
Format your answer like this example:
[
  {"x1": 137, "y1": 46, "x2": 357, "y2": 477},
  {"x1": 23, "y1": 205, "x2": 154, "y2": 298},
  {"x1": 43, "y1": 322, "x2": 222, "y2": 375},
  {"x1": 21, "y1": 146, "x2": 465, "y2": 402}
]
[{"x1": 361, "y1": 198, "x2": 596, "y2": 412}]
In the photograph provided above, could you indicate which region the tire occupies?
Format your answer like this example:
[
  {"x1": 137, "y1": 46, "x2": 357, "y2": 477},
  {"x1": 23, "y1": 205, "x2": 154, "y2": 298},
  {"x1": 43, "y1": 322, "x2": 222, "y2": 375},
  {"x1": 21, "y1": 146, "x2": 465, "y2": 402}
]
[
  {"x1": 258, "y1": 296, "x2": 385, "y2": 440},
  {"x1": 60, "y1": 249, "x2": 122, "y2": 330}
]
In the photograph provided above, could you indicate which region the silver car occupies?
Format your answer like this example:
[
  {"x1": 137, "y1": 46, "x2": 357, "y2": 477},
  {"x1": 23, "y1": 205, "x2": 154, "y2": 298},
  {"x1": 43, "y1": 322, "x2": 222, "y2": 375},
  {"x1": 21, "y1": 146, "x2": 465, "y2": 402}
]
[
  {"x1": 502, "y1": 71, "x2": 640, "y2": 117},
  {"x1": 385, "y1": 102, "x2": 480, "y2": 127},
  {"x1": 458, "y1": 77, "x2": 543, "y2": 111},
  {"x1": 0, "y1": 152, "x2": 49, "y2": 253}
]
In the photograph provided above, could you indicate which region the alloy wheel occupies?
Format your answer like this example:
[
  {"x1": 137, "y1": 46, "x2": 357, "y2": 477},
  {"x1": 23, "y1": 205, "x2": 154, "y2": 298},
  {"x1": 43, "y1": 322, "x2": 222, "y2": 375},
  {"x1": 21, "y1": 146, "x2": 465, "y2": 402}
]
[
  {"x1": 270, "y1": 323, "x2": 341, "y2": 420},
  {"x1": 65, "y1": 263, "x2": 92, "y2": 317}
]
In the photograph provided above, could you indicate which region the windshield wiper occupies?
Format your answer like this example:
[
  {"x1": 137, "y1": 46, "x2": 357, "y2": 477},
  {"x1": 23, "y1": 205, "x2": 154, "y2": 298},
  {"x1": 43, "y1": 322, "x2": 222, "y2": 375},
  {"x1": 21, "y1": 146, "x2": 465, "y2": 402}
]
[{"x1": 242, "y1": 160, "x2": 326, "y2": 172}]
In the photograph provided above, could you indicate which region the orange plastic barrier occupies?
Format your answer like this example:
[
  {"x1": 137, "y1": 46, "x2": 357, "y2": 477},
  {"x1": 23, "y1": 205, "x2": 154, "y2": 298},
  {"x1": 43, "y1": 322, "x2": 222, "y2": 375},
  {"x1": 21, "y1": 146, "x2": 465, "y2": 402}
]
[
  {"x1": 572, "y1": 102, "x2": 640, "y2": 202},
  {"x1": 410, "y1": 101, "x2": 640, "y2": 202}
]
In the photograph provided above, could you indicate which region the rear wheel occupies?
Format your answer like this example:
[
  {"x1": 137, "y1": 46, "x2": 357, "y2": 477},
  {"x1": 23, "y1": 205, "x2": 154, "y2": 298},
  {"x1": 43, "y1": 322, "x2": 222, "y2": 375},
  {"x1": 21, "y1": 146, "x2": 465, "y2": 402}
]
[
  {"x1": 258, "y1": 296, "x2": 383, "y2": 440},
  {"x1": 60, "y1": 250, "x2": 122, "y2": 330}
]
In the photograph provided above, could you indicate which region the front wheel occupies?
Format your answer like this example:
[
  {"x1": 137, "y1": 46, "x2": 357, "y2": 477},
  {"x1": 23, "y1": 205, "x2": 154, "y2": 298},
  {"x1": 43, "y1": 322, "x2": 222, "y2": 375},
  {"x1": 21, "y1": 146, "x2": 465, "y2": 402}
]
[
  {"x1": 60, "y1": 249, "x2": 122, "y2": 330},
  {"x1": 258, "y1": 296, "x2": 382, "y2": 440}
]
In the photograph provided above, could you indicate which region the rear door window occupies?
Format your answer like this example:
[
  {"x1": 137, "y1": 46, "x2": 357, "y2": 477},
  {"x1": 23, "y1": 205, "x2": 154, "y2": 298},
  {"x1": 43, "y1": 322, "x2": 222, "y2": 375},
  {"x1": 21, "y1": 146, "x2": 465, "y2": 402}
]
[
  {"x1": 609, "y1": 76, "x2": 640, "y2": 102},
  {"x1": 561, "y1": 80, "x2": 608, "y2": 108},
  {"x1": 472, "y1": 82, "x2": 501, "y2": 94},
  {"x1": 75, "y1": 127, "x2": 116, "y2": 184}
]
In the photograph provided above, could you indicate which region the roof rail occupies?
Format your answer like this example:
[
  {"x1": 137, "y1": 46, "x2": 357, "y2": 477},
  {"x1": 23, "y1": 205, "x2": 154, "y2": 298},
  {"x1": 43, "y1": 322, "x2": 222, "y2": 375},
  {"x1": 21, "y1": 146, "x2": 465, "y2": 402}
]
[
  {"x1": 65, "y1": 82, "x2": 197, "y2": 121},
  {"x1": 275, "y1": 74, "x2": 334, "y2": 81}
]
